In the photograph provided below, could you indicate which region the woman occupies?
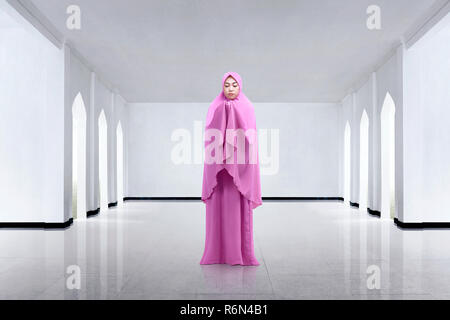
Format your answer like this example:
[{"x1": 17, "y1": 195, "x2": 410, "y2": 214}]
[{"x1": 200, "y1": 71, "x2": 262, "y2": 266}]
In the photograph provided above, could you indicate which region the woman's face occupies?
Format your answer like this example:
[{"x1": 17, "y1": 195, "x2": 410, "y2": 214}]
[{"x1": 223, "y1": 76, "x2": 240, "y2": 100}]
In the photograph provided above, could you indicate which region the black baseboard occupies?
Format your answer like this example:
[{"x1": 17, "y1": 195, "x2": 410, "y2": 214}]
[
  {"x1": 0, "y1": 218, "x2": 73, "y2": 229},
  {"x1": 108, "y1": 202, "x2": 118, "y2": 208},
  {"x1": 87, "y1": 208, "x2": 100, "y2": 217},
  {"x1": 124, "y1": 197, "x2": 345, "y2": 201},
  {"x1": 350, "y1": 201, "x2": 359, "y2": 208},
  {"x1": 263, "y1": 197, "x2": 344, "y2": 201},
  {"x1": 124, "y1": 197, "x2": 200, "y2": 201},
  {"x1": 394, "y1": 218, "x2": 450, "y2": 229},
  {"x1": 367, "y1": 208, "x2": 381, "y2": 217}
]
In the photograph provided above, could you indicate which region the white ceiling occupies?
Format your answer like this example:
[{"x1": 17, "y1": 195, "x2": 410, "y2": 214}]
[
  {"x1": 0, "y1": 4, "x2": 19, "y2": 28},
  {"x1": 24, "y1": 0, "x2": 441, "y2": 102}
]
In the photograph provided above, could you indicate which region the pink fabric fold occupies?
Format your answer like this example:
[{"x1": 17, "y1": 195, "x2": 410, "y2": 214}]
[
  {"x1": 200, "y1": 168, "x2": 259, "y2": 266},
  {"x1": 201, "y1": 72, "x2": 262, "y2": 210}
]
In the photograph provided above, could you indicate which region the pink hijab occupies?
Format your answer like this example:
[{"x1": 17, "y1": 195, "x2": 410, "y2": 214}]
[{"x1": 201, "y1": 71, "x2": 262, "y2": 210}]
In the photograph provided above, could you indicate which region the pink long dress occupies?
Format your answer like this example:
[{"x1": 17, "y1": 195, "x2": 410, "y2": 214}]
[{"x1": 200, "y1": 72, "x2": 262, "y2": 266}]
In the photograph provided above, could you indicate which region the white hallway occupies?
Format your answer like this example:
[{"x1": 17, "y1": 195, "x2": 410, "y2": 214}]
[{"x1": 1, "y1": 0, "x2": 450, "y2": 300}]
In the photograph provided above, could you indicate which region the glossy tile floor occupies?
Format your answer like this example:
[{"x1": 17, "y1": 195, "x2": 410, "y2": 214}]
[{"x1": 1, "y1": 200, "x2": 450, "y2": 300}]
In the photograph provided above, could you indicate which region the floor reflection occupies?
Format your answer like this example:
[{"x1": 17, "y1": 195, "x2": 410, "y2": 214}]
[
  {"x1": 0, "y1": 201, "x2": 449, "y2": 299},
  {"x1": 200, "y1": 264, "x2": 258, "y2": 293}
]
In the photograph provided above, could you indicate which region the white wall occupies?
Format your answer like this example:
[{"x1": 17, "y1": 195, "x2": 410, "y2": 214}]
[
  {"x1": 1, "y1": 2, "x2": 129, "y2": 223},
  {"x1": 354, "y1": 79, "x2": 373, "y2": 206},
  {"x1": 0, "y1": 3, "x2": 64, "y2": 222},
  {"x1": 339, "y1": 94, "x2": 353, "y2": 200},
  {"x1": 93, "y1": 76, "x2": 112, "y2": 209},
  {"x1": 403, "y1": 12, "x2": 450, "y2": 223},
  {"x1": 258, "y1": 103, "x2": 340, "y2": 197},
  {"x1": 340, "y1": 47, "x2": 404, "y2": 218},
  {"x1": 341, "y1": 10, "x2": 450, "y2": 223},
  {"x1": 127, "y1": 102, "x2": 341, "y2": 198},
  {"x1": 341, "y1": 81, "x2": 375, "y2": 208},
  {"x1": 66, "y1": 49, "x2": 96, "y2": 218},
  {"x1": 375, "y1": 49, "x2": 405, "y2": 221},
  {"x1": 111, "y1": 94, "x2": 128, "y2": 202},
  {"x1": 0, "y1": 1, "x2": 130, "y2": 223},
  {"x1": 338, "y1": 9, "x2": 450, "y2": 224},
  {"x1": 67, "y1": 53, "x2": 129, "y2": 216}
]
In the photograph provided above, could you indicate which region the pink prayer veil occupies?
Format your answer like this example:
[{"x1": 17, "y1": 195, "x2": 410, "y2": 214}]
[{"x1": 201, "y1": 72, "x2": 262, "y2": 210}]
